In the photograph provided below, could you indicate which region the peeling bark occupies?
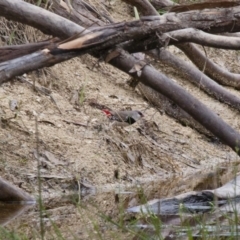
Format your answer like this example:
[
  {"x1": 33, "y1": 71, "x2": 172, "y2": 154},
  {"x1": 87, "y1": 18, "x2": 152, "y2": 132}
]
[{"x1": 0, "y1": 38, "x2": 59, "y2": 62}]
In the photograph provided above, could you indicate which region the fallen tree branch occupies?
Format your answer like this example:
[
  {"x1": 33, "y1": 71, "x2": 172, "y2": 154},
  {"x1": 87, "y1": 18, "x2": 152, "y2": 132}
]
[
  {"x1": 51, "y1": 0, "x2": 104, "y2": 27},
  {"x1": 0, "y1": 0, "x2": 82, "y2": 39},
  {"x1": 148, "y1": 48, "x2": 240, "y2": 111},
  {"x1": 169, "y1": 0, "x2": 240, "y2": 12},
  {"x1": 164, "y1": 28, "x2": 240, "y2": 50},
  {"x1": 0, "y1": 38, "x2": 59, "y2": 63},
  {"x1": 110, "y1": 49, "x2": 240, "y2": 153},
  {"x1": 137, "y1": 82, "x2": 212, "y2": 137},
  {"x1": 120, "y1": 0, "x2": 240, "y2": 134},
  {"x1": 138, "y1": 0, "x2": 240, "y2": 89},
  {"x1": 178, "y1": 43, "x2": 240, "y2": 89},
  {"x1": 2, "y1": 1, "x2": 240, "y2": 40},
  {"x1": 1, "y1": 0, "x2": 240, "y2": 156}
]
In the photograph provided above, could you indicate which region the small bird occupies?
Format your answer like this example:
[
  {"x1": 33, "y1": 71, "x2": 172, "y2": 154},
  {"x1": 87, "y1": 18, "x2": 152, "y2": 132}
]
[{"x1": 102, "y1": 109, "x2": 144, "y2": 127}]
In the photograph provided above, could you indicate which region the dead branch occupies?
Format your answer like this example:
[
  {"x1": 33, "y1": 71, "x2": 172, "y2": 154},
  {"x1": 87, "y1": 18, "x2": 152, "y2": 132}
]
[
  {"x1": 142, "y1": 0, "x2": 240, "y2": 89},
  {"x1": 2, "y1": 0, "x2": 240, "y2": 156},
  {"x1": 122, "y1": 0, "x2": 159, "y2": 15},
  {"x1": 164, "y1": 28, "x2": 240, "y2": 50},
  {"x1": 169, "y1": 1, "x2": 240, "y2": 12},
  {"x1": 148, "y1": 48, "x2": 240, "y2": 111},
  {"x1": 0, "y1": 177, "x2": 34, "y2": 201},
  {"x1": 51, "y1": 0, "x2": 104, "y2": 27},
  {"x1": 2, "y1": 1, "x2": 240, "y2": 40},
  {"x1": 110, "y1": 49, "x2": 240, "y2": 153},
  {"x1": 0, "y1": 49, "x2": 83, "y2": 84},
  {"x1": 178, "y1": 43, "x2": 240, "y2": 89},
  {"x1": 0, "y1": 38, "x2": 59, "y2": 63},
  {"x1": 0, "y1": 0, "x2": 82, "y2": 39}
]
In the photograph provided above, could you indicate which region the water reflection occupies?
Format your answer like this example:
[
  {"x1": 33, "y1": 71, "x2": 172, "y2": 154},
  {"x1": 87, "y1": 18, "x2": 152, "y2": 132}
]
[
  {"x1": 0, "y1": 177, "x2": 35, "y2": 227},
  {"x1": 127, "y1": 170, "x2": 240, "y2": 239},
  {"x1": 1, "y1": 162, "x2": 240, "y2": 239},
  {"x1": 0, "y1": 202, "x2": 34, "y2": 227}
]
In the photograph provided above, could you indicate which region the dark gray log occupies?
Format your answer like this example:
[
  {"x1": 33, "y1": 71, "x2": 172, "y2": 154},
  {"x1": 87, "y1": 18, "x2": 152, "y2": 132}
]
[
  {"x1": 110, "y1": 50, "x2": 240, "y2": 153},
  {"x1": 1, "y1": 0, "x2": 240, "y2": 155},
  {"x1": 0, "y1": 177, "x2": 34, "y2": 202}
]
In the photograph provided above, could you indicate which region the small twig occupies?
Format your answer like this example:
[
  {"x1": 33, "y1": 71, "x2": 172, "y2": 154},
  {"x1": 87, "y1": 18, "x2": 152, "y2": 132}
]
[{"x1": 63, "y1": 119, "x2": 88, "y2": 127}]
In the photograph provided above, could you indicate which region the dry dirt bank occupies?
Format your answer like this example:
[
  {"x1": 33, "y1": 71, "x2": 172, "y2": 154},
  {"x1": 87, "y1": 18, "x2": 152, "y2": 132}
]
[{"x1": 1, "y1": 0, "x2": 240, "y2": 238}]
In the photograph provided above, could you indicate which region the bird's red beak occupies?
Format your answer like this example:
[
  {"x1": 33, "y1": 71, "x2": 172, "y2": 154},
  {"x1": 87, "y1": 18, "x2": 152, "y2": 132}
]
[{"x1": 102, "y1": 109, "x2": 111, "y2": 116}]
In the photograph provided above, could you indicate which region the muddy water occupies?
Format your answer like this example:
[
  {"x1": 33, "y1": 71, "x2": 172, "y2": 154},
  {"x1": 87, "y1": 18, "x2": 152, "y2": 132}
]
[{"x1": 2, "y1": 162, "x2": 240, "y2": 239}]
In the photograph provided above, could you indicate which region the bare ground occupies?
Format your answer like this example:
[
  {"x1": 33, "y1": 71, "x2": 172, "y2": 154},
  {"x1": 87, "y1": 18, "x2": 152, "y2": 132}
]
[{"x1": 1, "y1": 0, "x2": 240, "y2": 239}]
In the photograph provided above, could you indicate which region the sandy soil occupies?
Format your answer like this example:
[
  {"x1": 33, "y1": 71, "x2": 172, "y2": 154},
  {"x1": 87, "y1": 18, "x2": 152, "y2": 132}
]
[{"x1": 1, "y1": 0, "x2": 240, "y2": 239}]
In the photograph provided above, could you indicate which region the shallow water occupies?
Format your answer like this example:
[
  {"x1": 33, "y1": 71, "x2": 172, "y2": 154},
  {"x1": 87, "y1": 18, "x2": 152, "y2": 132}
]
[
  {"x1": 2, "y1": 162, "x2": 240, "y2": 239},
  {"x1": 0, "y1": 202, "x2": 34, "y2": 227}
]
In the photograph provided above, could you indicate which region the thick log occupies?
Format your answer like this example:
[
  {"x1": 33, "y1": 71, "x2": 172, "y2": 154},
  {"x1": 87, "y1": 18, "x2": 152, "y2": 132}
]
[
  {"x1": 0, "y1": 38, "x2": 59, "y2": 62},
  {"x1": 0, "y1": 177, "x2": 34, "y2": 202},
  {"x1": 178, "y1": 43, "x2": 240, "y2": 89},
  {"x1": 165, "y1": 28, "x2": 240, "y2": 50},
  {"x1": 149, "y1": 48, "x2": 240, "y2": 111},
  {"x1": 110, "y1": 50, "x2": 240, "y2": 152},
  {"x1": 1, "y1": 0, "x2": 240, "y2": 155},
  {"x1": 2, "y1": 1, "x2": 240, "y2": 40},
  {"x1": 124, "y1": 0, "x2": 240, "y2": 90},
  {"x1": 0, "y1": 0, "x2": 81, "y2": 39}
]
